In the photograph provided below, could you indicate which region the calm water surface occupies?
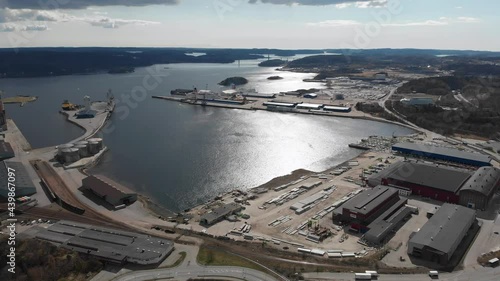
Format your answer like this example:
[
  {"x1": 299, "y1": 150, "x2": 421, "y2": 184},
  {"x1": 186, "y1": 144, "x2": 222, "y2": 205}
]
[{"x1": 0, "y1": 59, "x2": 414, "y2": 211}]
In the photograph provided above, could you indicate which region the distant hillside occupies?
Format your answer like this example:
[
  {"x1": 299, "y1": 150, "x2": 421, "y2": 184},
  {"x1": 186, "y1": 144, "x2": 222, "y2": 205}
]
[{"x1": 392, "y1": 76, "x2": 500, "y2": 138}]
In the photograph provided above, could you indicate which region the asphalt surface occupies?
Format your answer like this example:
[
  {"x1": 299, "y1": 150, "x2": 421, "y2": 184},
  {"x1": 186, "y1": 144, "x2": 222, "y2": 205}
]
[
  {"x1": 113, "y1": 265, "x2": 278, "y2": 281},
  {"x1": 304, "y1": 265, "x2": 500, "y2": 281}
]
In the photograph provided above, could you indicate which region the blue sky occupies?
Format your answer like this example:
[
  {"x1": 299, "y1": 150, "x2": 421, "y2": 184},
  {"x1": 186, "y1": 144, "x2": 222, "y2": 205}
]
[{"x1": 0, "y1": 0, "x2": 498, "y2": 51}]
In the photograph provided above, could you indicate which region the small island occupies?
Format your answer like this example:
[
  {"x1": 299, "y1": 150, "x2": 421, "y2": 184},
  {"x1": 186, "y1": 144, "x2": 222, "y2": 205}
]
[
  {"x1": 258, "y1": 59, "x2": 287, "y2": 67},
  {"x1": 218, "y1": 76, "x2": 248, "y2": 86},
  {"x1": 267, "y1": 76, "x2": 283, "y2": 80}
]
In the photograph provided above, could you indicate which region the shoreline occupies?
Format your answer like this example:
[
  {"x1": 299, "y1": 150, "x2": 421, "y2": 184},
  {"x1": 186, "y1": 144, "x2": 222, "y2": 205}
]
[
  {"x1": 152, "y1": 95, "x2": 419, "y2": 133},
  {"x1": 53, "y1": 93, "x2": 416, "y2": 218}
]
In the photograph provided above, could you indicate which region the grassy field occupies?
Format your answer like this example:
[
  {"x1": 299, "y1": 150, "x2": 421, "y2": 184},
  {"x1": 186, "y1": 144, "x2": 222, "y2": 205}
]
[{"x1": 196, "y1": 246, "x2": 267, "y2": 273}]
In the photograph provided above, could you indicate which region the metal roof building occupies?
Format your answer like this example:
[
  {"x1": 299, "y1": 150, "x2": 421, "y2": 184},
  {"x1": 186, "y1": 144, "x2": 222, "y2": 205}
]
[
  {"x1": 32, "y1": 220, "x2": 174, "y2": 265},
  {"x1": 333, "y1": 186, "x2": 401, "y2": 232},
  {"x1": 0, "y1": 142, "x2": 15, "y2": 161},
  {"x1": 81, "y1": 175, "x2": 137, "y2": 208},
  {"x1": 392, "y1": 142, "x2": 492, "y2": 167},
  {"x1": 408, "y1": 203, "x2": 476, "y2": 265},
  {"x1": 364, "y1": 201, "x2": 412, "y2": 245},
  {"x1": 0, "y1": 161, "x2": 36, "y2": 202},
  {"x1": 382, "y1": 161, "x2": 472, "y2": 203},
  {"x1": 323, "y1": 106, "x2": 352, "y2": 113},
  {"x1": 459, "y1": 167, "x2": 500, "y2": 210},
  {"x1": 200, "y1": 203, "x2": 243, "y2": 226},
  {"x1": 296, "y1": 103, "x2": 323, "y2": 110}
]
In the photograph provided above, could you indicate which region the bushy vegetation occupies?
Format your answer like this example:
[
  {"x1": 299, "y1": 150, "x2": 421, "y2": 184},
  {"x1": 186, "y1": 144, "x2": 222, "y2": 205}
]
[
  {"x1": 392, "y1": 75, "x2": 500, "y2": 138},
  {"x1": 0, "y1": 238, "x2": 103, "y2": 281}
]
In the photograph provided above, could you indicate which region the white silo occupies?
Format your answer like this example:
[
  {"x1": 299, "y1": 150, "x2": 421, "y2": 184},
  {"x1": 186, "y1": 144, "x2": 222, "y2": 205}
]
[{"x1": 58, "y1": 143, "x2": 74, "y2": 155}]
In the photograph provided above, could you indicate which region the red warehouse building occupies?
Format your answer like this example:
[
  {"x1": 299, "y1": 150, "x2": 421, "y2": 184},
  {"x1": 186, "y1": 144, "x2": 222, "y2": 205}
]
[{"x1": 381, "y1": 161, "x2": 473, "y2": 203}]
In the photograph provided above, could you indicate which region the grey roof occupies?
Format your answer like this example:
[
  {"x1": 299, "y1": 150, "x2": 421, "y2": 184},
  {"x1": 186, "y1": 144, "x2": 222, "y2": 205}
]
[
  {"x1": 201, "y1": 203, "x2": 242, "y2": 224},
  {"x1": 460, "y1": 167, "x2": 500, "y2": 197},
  {"x1": 0, "y1": 142, "x2": 14, "y2": 160},
  {"x1": 409, "y1": 203, "x2": 475, "y2": 255},
  {"x1": 82, "y1": 175, "x2": 136, "y2": 203},
  {"x1": 365, "y1": 202, "x2": 412, "y2": 244},
  {"x1": 0, "y1": 161, "x2": 36, "y2": 198},
  {"x1": 385, "y1": 161, "x2": 472, "y2": 193},
  {"x1": 341, "y1": 186, "x2": 398, "y2": 215},
  {"x1": 33, "y1": 220, "x2": 173, "y2": 265},
  {"x1": 393, "y1": 142, "x2": 492, "y2": 164}
]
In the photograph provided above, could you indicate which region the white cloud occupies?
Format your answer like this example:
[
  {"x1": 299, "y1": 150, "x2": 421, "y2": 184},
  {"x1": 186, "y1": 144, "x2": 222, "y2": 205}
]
[
  {"x1": 0, "y1": 8, "x2": 70, "y2": 23},
  {"x1": 455, "y1": 6, "x2": 463, "y2": 9},
  {"x1": 0, "y1": 7, "x2": 159, "y2": 32},
  {"x1": 383, "y1": 20, "x2": 449, "y2": 27},
  {"x1": 307, "y1": 19, "x2": 360, "y2": 27},
  {"x1": 355, "y1": 0, "x2": 387, "y2": 8},
  {"x1": 335, "y1": 3, "x2": 352, "y2": 9},
  {"x1": 0, "y1": 23, "x2": 48, "y2": 32},
  {"x1": 457, "y1": 17, "x2": 480, "y2": 23},
  {"x1": 382, "y1": 17, "x2": 481, "y2": 27},
  {"x1": 86, "y1": 17, "x2": 159, "y2": 29}
]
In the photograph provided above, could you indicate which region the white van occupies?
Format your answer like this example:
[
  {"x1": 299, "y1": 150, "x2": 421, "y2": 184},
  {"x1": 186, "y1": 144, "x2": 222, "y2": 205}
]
[
  {"x1": 365, "y1": 270, "x2": 378, "y2": 278},
  {"x1": 429, "y1": 270, "x2": 439, "y2": 278}
]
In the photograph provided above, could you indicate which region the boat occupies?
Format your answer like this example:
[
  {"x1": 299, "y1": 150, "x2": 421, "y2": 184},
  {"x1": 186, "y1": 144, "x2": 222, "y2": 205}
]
[{"x1": 61, "y1": 100, "x2": 77, "y2": 110}]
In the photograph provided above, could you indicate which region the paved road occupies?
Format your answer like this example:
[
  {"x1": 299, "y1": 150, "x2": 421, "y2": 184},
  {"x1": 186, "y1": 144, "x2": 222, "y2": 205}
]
[
  {"x1": 112, "y1": 265, "x2": 278, "y2": 281},
  {"x1": 304, "y1": 265, "x2": 500, "y2": 281}
]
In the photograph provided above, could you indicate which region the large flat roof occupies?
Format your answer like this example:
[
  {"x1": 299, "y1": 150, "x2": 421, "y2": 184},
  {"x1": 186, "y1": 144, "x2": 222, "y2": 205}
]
[
  {"x1": 409, "y1": 203, "x2": 476, "y2": 255},
  {"x1": 82, "y1": 175, "x2": 136, "y2": 202},
  {"x1": 385, "y1": 161, "x2": 472, "y2": 193},
  {"x1": 341, "y1": 186, "x2": 398, "y2": 215},
  {"x1": 33, "y1": 220, "x2": 173, "y2": 265},
  {"x1": 0, "y1": 161, "x2": 36, "y2": 198},
  {"x1": 0, "y1": 142, "x2": 14, "y2": 160},
  {"x1": 393, "y1": 142, "x2": 492, "y2": 164},
  {"x1": 201, "y1": 203, "x2": 242, "y2": 224}
]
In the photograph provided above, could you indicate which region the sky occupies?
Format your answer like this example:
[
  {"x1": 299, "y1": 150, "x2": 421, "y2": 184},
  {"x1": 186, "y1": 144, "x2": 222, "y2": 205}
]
[{"x1": 0, "y1": 0, "x2": 498, "y2": 51}]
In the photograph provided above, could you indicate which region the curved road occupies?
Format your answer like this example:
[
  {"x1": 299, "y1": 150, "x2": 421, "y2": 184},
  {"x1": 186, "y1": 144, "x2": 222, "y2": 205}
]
[{"x1": 113, "y1": 265, "x2": 278, "y2": 281}]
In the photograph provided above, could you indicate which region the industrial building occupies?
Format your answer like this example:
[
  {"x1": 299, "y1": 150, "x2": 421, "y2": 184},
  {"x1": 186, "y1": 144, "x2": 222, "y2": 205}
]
[
  {"x1": 370, "y1": 161, "x2": 499, "y2": 209},
  {"x1": 200, "y1": 202, "x2": 243, "y2": 225},
  {"x1": 32, "y1": 220, "x2": 174, "y2": 265},
  {"x1": 333, "y1": 186, "x2": 405, "y2": 233},
  {"x1": 459, "y1": 167, "x2": 500, "y2": 210},
  {"x1": 0, "y1": 141, "x2": 14, "y2": 160},
  {"x1": 363, "y1": 204, "x2": 413, "y2": 245},
  {"x1": 263, "y1": 101, "x2": 296, "y2": 108},
  {"x1": 392, "y1": 142, "x2": 492, "y2": 167},
  {"x1": 408, "y1": 203, "x2": 476, "y2": 265},
  {"x1": 323, "y1": 106, "x2": 351, "y2": 113},
  {"x1": 381, "y1": 161, "x2": 472, "y2": 203},
  {"x1": 296, "y1": 103, "x2": 323, "y2": 110},
  {"x1": 81, "y1": 175, "x2": 137, "y2": 208},
  {"x1": 0, "y1": 161, "x2": 36, "y2": 202},
  {"x1": 400, "y1": 97, "x2": 434, "y2": 106}
]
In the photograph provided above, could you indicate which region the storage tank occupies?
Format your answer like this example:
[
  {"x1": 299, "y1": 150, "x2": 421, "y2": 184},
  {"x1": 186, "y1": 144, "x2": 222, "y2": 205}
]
[
  {"x1": 88, "y1": 141, "x2": 100, "y2": 155},
  {"x1": 57, "y1": 143, "x2": 74, "y2": 155},
  {"x1": 87, "y1": 138, "x2": 103, "y2": 151},
  {"x1": 74, "y1": 145, "x2": 89, "y2": 158},
  {"x1": 61, "y1": 148, "x2": 80, "y2": 163},
  {"x1": 74, "y1": 140, "x2": 89, "y2": 147}
]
